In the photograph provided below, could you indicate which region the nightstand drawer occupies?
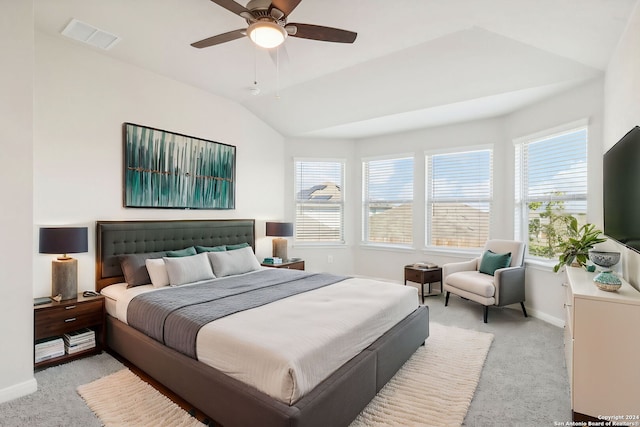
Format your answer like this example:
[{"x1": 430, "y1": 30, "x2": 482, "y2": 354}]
[
  {"x1": 405, "y1": 268, "x2": 441, "y2": 284},
  {"x1": 34, "y1": 300, "x2": 103, "y2": 340},
  {"x1": 405, "y1": 269, "x2": 424, "y2": 283}
]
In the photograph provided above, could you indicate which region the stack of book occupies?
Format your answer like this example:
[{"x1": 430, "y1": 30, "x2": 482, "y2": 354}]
[
  {"x1": 35, "y1": 337, "x2": 65, "y2": 363},
  {"x1": 263, "y1": 257, "x2": 283, "y2": 265},
  {"x1": 63, "y1": 328, "x2": 96, "y2": 354}
]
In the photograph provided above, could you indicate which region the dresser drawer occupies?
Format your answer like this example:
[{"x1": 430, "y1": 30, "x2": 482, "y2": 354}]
[{"x1": 34, "y1": 299, "x2": 103, "y2": 340}]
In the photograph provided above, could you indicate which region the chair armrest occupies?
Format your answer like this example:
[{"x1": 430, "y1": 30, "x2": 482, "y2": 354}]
[
  {"x1": 443, "y1": 258, "x2": 479, "y2": 279},
  {"x1": 494, "y1": 266, "x2": 525, "y2": 306}
]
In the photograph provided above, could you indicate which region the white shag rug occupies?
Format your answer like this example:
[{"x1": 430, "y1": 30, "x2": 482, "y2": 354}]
[{"x1": 78, "y1": 323, "x2": 493, "y2": 427}]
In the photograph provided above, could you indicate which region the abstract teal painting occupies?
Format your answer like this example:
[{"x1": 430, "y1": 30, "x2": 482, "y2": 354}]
[{"x1": 124, "y1": 123, "x2": 235, "y2": 209}]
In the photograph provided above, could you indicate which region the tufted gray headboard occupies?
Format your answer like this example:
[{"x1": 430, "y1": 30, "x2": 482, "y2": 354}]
[{"x1": 96, "y1": 219, "x2": 255, "y2": 291}]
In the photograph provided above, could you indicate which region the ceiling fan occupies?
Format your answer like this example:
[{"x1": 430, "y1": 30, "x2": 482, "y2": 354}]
[{"x1": 191, "y1": 0, "x2": 357, "y2": 50}]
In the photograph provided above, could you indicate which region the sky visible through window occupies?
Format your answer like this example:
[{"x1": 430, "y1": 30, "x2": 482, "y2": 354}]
[
  {"x1": 526, "y1": 129, "x2": 587, "y2": 214},
  {"x1": 366, "y1": 157, "x2": 413, "y2": 201}
]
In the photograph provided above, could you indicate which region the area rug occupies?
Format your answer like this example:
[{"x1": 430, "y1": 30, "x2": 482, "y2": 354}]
[{"x1": 78, "y1": 323, "x2": 493, "y2": 427}]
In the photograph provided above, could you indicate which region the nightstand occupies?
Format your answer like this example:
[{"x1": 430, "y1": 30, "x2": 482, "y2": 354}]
[
  {"x1": 261, "y1": 259, "x2": 305, "y2": 270},
  {"x1": 34, "y1": 293, "x2": 105, "y2": 369},
  {"x1": 404, "y1": 265, "x2": 443, "y2": 303}
]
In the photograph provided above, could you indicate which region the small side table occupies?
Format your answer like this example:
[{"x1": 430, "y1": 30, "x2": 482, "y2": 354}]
[
  {"x1": 34, "y1": 293, "x2": 105, "y2": 369},
  {"x1": 404, "y1": 265, "x2": 443, "y2": 303},
  {"x1": 261, "y1": 259, "x2": 305, "y2": 271}
]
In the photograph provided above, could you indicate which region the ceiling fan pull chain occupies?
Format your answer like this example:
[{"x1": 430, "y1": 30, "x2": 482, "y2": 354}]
[{"x1": 276, "y1": 46, "x2": 281, "y2": 99}]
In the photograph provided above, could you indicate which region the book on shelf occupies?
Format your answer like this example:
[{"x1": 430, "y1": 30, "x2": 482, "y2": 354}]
[
  {"x1": 63, "y1": 328, "x2": 95, "y2": 345},
  {"x1": 262, "y1": 257, "x2": 283, "y2": 264},
  {"x1": 35, "y1": 337, "x2": 65, "y2": 363},
  {"x1": 65, "y1": 340, "x2": 96, "y2": 354}
]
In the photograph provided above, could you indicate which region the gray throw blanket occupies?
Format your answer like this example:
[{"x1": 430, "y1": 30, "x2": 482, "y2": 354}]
[{"x1": 127, "y1": 269, "x2": 347, "y2": 358}]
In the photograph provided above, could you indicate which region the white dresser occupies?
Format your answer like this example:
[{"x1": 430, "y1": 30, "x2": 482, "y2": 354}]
[{"x1": 564, "y1": 267, "x2": 640, "y2": 419}]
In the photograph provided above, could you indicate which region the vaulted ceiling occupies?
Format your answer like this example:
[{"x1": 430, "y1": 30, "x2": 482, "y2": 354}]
[{"x1": 34, "y1": 0, "x2": 638, "y2": 138}]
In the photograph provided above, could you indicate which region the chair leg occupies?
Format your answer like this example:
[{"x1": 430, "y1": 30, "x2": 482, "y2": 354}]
[
  {"x1": 483, "y1": 306, "x2": 488, "y2": 323},
  {"x1": 445, "y1": 291, "x2": 450, "y2": 306},
  {"x1": 520, "y1": 302, "x2": 528, "y2": 318}
]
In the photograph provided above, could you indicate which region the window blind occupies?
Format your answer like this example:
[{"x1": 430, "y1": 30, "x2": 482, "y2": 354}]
[
  {"x1": 362, "y1": 156, "x2": 413, "y2": 245},
  {"x1": 426, "y1": 149, "x2": 492, "y2": 248},
  {"x1": 515, "y1": 127, "x2": 588, "y2": 258},
  {"x1": 294, "y1": 160, "x2": 344, "y2": 243}
]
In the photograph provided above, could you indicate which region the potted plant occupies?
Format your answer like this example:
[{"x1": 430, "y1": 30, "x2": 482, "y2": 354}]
[{"x1": 553, "y1": 218, "x2": 607, "y2": 272}]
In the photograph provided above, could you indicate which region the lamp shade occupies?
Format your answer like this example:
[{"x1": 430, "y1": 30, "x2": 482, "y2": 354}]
[
  {"x1": 266, "y1": 222, "x2": 293, "y2": 237},
  {"x1": 39, "y1": 227, "x2": 88, "y2": 255},
  {"x1": 247, "y1": 21, "x2": 287, "y2": 49}
]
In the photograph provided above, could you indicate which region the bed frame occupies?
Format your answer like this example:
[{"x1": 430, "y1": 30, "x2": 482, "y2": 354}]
[{"x1": 96, "y1": 219, "x2": 429, "y2": 427}]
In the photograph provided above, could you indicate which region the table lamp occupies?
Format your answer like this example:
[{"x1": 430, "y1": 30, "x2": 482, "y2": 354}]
[
  {"x1": 39, "y1": 227, "x2": 88, "y2": 300},
  {"x1": 266, "y1": 222, "x2": 293, "y2": 260}
]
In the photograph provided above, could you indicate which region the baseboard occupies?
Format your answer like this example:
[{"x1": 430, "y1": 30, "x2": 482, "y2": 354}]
[
  {"x1": 527, "y1": 307, "x2": 565, "y2": 328},
  {"x1": 0, "y1": 377, "x2": 37, "y2": 404}
]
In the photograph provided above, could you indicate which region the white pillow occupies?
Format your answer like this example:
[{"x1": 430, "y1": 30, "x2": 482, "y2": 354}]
[
  {"x1": 207, "y1": 246, "x2": 261, "y2": 277},
  {"x1": 163, "y1": 253, "x2": 215, "y2": 286},
  {"x1": 145, "y1": 258, "x2": 170, "y2": 288}
]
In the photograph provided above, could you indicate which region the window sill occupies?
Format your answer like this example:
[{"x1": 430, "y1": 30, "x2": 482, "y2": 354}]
[
  {"x1": 524, "y1": 257, "x2": 557, "y2": 272},
  {"x1": 359, "y1": 243, "x2": 415, "y2": 252}
]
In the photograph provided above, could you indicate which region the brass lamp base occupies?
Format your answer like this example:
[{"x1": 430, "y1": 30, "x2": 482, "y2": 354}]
[
  {"x1": 52, "y1": 257, "x2": 78, "y2": 300},
  {"x1": 272, "y1": 237, "x2": 288, "y2": 260}
]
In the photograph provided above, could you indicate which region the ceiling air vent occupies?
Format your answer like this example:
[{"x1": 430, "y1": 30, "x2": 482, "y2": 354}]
[{"x1": 61, "y1": 19, "x2": 120, "y2": 50}]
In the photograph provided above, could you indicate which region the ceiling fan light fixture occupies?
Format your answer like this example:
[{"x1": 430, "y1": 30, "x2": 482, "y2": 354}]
[{"x1": 248, "y1": 21, "x2": 287, "y2": 49}]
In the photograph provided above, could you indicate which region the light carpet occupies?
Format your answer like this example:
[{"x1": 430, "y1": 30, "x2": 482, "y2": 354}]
[{"x1": 78, "y1": 323, "x2": 493, "y2": 427}]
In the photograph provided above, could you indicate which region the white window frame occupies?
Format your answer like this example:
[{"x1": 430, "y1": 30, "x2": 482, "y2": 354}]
[
  {"x1": 361, "y1": 154, "x2": 414, "y2": 247},
  {"x1": 294, "y1": 158, "x2": 345, "y2": 245},
  {"x1": 425, "y1": 145, "x2": 493, "y2": 249},
  {"x1": 514, "y1": 119, "x2": 589, "y2": 259}
]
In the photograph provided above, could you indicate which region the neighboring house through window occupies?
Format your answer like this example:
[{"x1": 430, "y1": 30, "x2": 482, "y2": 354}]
[
  {"x1": 426, "y1": 147, "x2": 493, "y2": 248},
  {"x1": 362, "y1": 155, "x2": 414, "y2": 245},
  {"x1": 514, "y1": 121, "x2": 588, "y2": 258},
  {"x1": 294, "y1": 159, "x2": 345, "y2": 243}
]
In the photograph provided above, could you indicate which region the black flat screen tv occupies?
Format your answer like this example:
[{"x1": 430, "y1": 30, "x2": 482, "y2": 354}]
[{"x1": 603, "y1": 125, "x2": 640, "y2": 253}]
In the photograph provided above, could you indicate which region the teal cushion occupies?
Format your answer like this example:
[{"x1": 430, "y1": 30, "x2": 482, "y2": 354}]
[
  {"x1": 479, "y1": 250, "x2": 512, "y2": 276},
  {"x1": 165, "y1": 246, "x2": 197, "y2": 257},
  {"x1": 226, "y1": 242, "x2": 250, "y2": 250},
  {"x1": 195, "y1": 245, "x2": 227, "y2": 253}
]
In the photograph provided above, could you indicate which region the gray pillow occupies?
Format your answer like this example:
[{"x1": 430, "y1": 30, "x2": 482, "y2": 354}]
[
  {"x1": 163, "y1": 253, "x2": 215, "y2": 286},
  {"x1": 207, "y1": 246, "x2": 261, "y2": 277},
  {"x1": 119, "y1": 251, "x2": 167, "y2": 288}
]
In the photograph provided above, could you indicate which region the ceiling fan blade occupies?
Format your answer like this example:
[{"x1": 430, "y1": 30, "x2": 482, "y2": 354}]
[
  {"x1": 269, "y1": 0, "x2": 302, "y2": 17},
  {"x1": 210, "y1": 0, "x2": 252, "y2": 18},
  {"x1": 286, "y1": 23, "x2": 357, "y2": 43},
  {"x1": 191, "y1": 29, "x2": 246, "y2": 48}
]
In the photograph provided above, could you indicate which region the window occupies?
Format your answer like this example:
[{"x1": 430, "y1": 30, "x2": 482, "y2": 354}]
[
  {"x1": 515, "y1": 124, "x2": 588, "y2": 258},
  {"x1": 426, "y1": 148, "x2": 492, "y2": 248},
  {"x1": 294, "y1": 159, "x2": 344, "y2": 243},
  {"x1": 362, "y1": 156, "x2": 413, "y2": 245}
]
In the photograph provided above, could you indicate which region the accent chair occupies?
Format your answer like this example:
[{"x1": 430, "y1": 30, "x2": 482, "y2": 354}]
[{"x1": 442, "y1": 239, "x2": 528, "y2": 323}]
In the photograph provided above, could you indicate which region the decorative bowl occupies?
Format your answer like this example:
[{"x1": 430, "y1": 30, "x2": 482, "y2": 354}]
[{"x1": 588, "y1": 250, "x2": 621, "y2": 269}]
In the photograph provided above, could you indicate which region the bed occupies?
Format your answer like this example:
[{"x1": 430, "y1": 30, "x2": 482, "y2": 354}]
[{"x1": 96, "y1": 219, "x2": 429, "y2": 427}]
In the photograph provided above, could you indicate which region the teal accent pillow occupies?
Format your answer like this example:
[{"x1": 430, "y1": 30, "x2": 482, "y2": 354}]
[
  {"x1": 195, "y1": 245, "x2": 227, "y2": 253},
  {"x1": 165, "y1": 246, "x2": 197, "y2": 257},
  {"x1": 479, "y1": 250, "x2": 512, "y2": 276},
  {"x1": 226, "y1": 242, "x2": 250, "y2": 250}
]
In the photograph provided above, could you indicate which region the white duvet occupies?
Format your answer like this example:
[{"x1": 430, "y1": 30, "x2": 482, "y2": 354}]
[{"x1": 102, "y1": 272, "x2": 418, "y2": 404}]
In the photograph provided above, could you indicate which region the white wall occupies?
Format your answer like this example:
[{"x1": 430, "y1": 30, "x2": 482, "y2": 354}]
[
  {"x1": 604, "y1": 1, "x2": 640, "y2": 291},
  {"x1": 284, "y1": 79, "x2": 605, "y2": 326},
  {"x1": 32, "y1": 32, "x2": 286, "y2": 298},
  {"x1": 0, "y1": 2, "x2": 38, "y2": 403}
]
